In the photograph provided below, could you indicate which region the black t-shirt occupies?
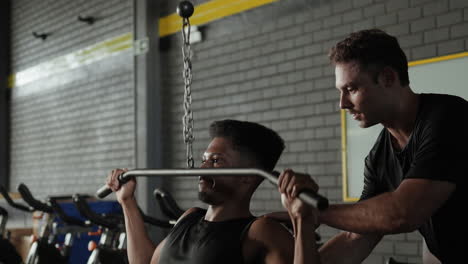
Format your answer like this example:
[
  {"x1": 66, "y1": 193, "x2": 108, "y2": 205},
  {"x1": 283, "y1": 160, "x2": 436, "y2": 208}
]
[
  {"x1": 158, "y1": 209, "x2": 256, "y2": 264},
  {"x1": 361, "y1": 93, "x2": 467, "y2": 263}
]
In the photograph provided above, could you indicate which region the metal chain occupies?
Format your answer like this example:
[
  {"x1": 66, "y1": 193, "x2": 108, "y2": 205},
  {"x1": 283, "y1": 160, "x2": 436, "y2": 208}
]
[{"x1": 181, "y1": 17, "x2": 194, "y2": 168}]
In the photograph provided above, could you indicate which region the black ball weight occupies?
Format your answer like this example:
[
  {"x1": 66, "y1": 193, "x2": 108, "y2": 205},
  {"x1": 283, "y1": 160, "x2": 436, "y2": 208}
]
[{"x1": 177, "y1": 1, "x2": 194, "y2": 18}]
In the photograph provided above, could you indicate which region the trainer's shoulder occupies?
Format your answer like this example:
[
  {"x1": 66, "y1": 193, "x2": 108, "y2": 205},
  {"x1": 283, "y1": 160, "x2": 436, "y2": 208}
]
[{"x1": 423, "y1": 93, "x2": 468, "y2": 111}]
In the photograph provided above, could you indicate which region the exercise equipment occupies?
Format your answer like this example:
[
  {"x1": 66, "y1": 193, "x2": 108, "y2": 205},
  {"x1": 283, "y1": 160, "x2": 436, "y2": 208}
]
[
  {"x1": 73, "y1": 194, "x2": 127, "y2": 264},
  {"x1": 386, "y1": 257, "x2": 411, "y2": 264},
  {"x1": 1, "y1": 184, "x2": 63, "y2": 264},
  {"x1": 179, "y1": 0, "x2": 196, "y2": 169},
  {"x1": 97, "y1": 168, "x2": 329, "y2": 210},
  {"x1": 72, "y1": 194, "x2": 174, "y2": 264},
  {"x1": 2, "y1": 183, "x2": 98, "y2": 264},
  {"x1": 153, "y1": 188, "x2": 184, "y2": 220},
  {"x1": 0, "y1": 205, "x2": 23, "y2": 264}
]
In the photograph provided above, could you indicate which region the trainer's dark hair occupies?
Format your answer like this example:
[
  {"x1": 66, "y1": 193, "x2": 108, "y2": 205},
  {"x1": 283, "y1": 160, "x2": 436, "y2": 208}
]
[
  {"x1": 209, "y1": 120, "x2": 285, "y2": 171},
  {"x1": 329, "y1": 29, "x2": 409, "y2": 86}
]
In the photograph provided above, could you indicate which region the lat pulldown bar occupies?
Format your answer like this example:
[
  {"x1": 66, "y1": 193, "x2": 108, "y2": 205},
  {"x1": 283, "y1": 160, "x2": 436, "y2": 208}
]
[{"x1": 96, "y1": 168, "x2": 329, "y2": 211}]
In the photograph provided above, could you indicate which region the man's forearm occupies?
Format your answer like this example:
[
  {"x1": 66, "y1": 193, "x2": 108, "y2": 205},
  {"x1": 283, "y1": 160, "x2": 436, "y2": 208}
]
[
  {"x1": 320, "y1": 192, "x2": 404, "y2": 234},
  {"x1": 319, "y1": 232, "x2": 382, "y2": 264},
  {"x1": 293, "y1": 218, "x2": 321, "y2": 264},
  {"x1": 122, "y1": 197, "x2": 156, "y2": 264}
]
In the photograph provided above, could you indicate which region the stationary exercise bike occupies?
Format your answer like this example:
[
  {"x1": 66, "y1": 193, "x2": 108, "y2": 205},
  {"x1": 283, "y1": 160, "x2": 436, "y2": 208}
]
[
  {"x1": 72, "y1": 194, "x2": 174, "y2": 264},
  {"x1": 0, "y1": 205, "x2": 23, "y2": 264}
]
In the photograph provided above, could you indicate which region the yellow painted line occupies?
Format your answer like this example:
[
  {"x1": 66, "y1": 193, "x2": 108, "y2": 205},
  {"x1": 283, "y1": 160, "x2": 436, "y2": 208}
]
[
  {"x1": 9, "y1": 33, "x2": 133, "y2": 88},
  {"x1": 80, "y1": 33, "x2": 132, "y2": 56},
  {"x1": 8, "y1": 75, "x2": 15, "y2": 88},
  {"x1": 108, "y1": 43, "x2": 133, "y2": 53},
  {"x1": 159, "y1": 0, "x2": 278, "y2": 37},
  {"x1": 408, "y1": 51, "x2": 468, "y2": 67},
  {"x1": 341, "y1": 110, "x2": 358, "y2": 202}
]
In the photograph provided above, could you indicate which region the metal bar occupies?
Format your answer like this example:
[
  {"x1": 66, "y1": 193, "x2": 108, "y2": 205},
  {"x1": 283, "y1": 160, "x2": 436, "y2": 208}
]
[{"x1": 96, "y1": 168, "x2": 329, "y2": 210}]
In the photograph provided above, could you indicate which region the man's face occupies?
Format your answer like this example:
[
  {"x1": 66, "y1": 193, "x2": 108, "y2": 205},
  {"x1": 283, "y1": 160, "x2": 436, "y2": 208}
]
[
  {"x1": 198, "y1": 137, "x2": 246, "y2": 205},
  {"x1": 335, "y1": 61, "x2": 390, "y2": 128}
]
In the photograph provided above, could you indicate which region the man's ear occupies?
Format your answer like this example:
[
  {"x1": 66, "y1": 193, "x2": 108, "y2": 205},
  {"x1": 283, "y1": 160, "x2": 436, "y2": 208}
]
[{"x1": 379, "y1": 67, "x2": 398, "y2": 87}]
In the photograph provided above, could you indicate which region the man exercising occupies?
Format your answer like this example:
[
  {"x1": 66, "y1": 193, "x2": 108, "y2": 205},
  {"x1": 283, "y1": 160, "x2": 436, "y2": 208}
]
[
  {"x1": 106, "y1": 119, "x2": 321, "y2": 264},
  {"x1": 276, "y1": 29, "x2": 468, "y2": 264}
]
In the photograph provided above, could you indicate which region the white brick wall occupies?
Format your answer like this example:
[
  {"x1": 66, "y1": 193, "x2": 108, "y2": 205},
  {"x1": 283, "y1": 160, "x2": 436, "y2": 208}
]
[{"x1": 10, "y1": 0, "x2": 134, "y2": 197}]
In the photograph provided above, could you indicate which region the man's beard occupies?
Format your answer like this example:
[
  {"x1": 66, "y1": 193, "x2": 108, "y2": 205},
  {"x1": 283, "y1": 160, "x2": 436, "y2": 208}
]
[{"x1": 198, "y1": 191, "x2": 221, "y2": 205}]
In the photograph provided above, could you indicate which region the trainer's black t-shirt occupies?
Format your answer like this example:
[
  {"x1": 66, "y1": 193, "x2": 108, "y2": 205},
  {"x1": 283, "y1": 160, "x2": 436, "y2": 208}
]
[
  {"x1": 361, "y1": 93, "x2": 467, "y2": 263},
  {"x1": 158, "y1": 209, "x2": 256, "y2": 264}
]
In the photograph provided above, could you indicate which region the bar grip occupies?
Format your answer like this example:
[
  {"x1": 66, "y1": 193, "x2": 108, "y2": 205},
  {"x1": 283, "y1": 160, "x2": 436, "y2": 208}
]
[
  {"x1": 96, "y1": 186, "x2": 113, "y2": 199},
  {"x1": 298, "y1": 191, "x2": 329, "y2": 211},
  {"x1": 96, "y1": 173, "x2": 133, "y2": 199}
]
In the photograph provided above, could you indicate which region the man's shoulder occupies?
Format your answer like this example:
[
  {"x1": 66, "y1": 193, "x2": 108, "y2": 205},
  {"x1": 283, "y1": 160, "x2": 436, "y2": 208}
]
[
  {"x1": 420, "y1": 93, "x2": 468, "y2": 116},
  {"x1": 243, "y1": 216, "x2": 294, "y2": 263},
  {"x1": 417, "y1": 93, "x2": 468, "y2": 134},
  {"x1": 175, "y1": 207, "x2": 205, "y2": 224},
  {"x1": 248, "y1": 216, "x2": 293, "y2": 240}
]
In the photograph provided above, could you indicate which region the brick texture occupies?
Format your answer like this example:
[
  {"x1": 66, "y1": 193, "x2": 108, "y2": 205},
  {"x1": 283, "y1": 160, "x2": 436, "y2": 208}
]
[{"x1": 9, "y1": 0, "x2": 134, "y2": 198}]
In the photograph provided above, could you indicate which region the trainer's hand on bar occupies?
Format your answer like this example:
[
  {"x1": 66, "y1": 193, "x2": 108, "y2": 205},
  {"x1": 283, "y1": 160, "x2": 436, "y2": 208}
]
[
  {"x1": 106, "y1": 168, "x2": 134, "y2": 204},
  {"x1": 278, "y1": 169, "x2": 319, "y2": 224}
]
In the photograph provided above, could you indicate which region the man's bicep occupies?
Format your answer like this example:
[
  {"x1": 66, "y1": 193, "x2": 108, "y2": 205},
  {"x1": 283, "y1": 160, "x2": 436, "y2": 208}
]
[
  {"x1": 248, "y1": 218, "x2": 294, "y2": 264},
  {"x1": 150, "y1": 238, "x2": 166, "y2": 264},
  {"x1": 263, "y1": 225, "x2": 294, "y2": 264}
]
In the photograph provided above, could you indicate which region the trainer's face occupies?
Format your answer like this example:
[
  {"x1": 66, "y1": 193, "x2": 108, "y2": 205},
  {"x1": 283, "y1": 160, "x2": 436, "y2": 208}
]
[
  {"x1": 335, "y1": 61, "x2": 389, "y2": 128},
  {"x1": 198, "y1": 137, "x2": 244, "y2": 205}
]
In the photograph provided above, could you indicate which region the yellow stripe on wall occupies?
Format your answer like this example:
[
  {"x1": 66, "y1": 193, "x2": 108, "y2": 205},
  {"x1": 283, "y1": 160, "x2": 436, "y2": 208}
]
[
  {"x1": 9, "y1": 33, "x2": 132, "y2": 88},
  {"x1": 159, "y1": 0, "x2": 278, "y2": 37},
  {"x1": 408, "y1": 51, "x2": 468, "y2": 67}
]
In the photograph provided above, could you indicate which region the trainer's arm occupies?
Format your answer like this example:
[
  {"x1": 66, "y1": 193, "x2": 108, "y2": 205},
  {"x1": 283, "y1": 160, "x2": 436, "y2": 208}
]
[
  {"x1": 319, "y1": 232, "x2": 382, "y2": 264},
  {"x1": 320, "y1": 179, "x2": 454, "y2": 234}
]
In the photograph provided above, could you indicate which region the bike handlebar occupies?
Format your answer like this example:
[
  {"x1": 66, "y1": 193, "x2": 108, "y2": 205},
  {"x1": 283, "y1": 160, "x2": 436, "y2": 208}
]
[
  {"x1": 0, "y1": 185, "x2": 33, "y2": 212},
  {"x1": 17, "y1": 183, "x2": 54, "y2": 214}
]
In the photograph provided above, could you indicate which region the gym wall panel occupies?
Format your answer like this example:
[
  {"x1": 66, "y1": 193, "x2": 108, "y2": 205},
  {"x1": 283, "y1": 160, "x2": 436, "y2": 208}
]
[
  {"x1": 10, "y1": 0, "x2": 134, "y2": 197},
  {"x1": 159, "y1": 0, "x2": 468, "y2": 263},
  {"x1": 0, "y1": 0, "x2": 11, "y2": 190}
]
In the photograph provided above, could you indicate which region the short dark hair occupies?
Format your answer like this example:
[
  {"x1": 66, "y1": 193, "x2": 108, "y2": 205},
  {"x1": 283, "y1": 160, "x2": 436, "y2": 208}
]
[
  {"x1": 329, "y1": 29, "x2": 409, "y2": 86},
  {"x1": 209, "y1": 120, "x2": 285, "y2": 171}
]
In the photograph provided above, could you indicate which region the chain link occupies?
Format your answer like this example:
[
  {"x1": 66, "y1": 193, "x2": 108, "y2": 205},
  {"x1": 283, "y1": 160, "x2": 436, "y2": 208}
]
[{"x1": 181, "y1": 17, "x2": 195, "y2": 168}]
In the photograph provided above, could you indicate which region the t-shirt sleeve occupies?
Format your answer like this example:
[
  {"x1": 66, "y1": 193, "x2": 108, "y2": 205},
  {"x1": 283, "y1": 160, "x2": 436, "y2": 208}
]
[
  {"x1": 359, "y1": 154, "x2": 379, "y2": 201},
  {"x1": 405, "y1": 104, "x2": 467, "y2": 184}
]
